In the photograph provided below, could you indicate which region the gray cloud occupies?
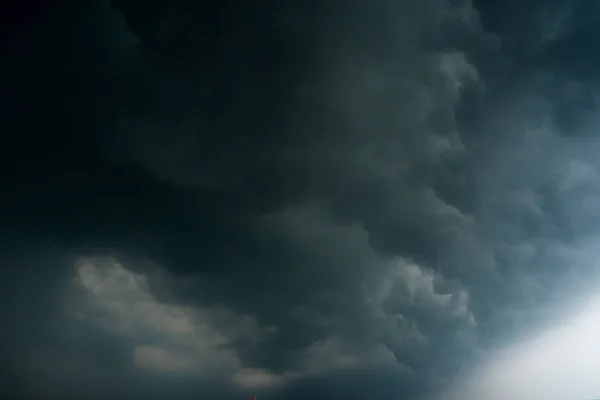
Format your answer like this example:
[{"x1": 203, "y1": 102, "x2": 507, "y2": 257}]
[
  {"x1": 68, "y1": 257, "x2": 287, "y2": 390},
  {"x1": 5, "y1": 0, "x2": 600, "y2": 399}
]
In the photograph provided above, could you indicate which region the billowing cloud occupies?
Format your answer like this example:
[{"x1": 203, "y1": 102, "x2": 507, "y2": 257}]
[
  {"x1": 68, "y1": 257, "x2": 287, "y2": 389},
  {"x1": 5, "y1": 0, "x2": 600, "y2": 399}
]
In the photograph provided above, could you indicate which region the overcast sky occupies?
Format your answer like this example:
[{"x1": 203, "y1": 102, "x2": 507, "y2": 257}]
[{"x1": 3, "y1": 0, "x2": 600, "y2": 399}]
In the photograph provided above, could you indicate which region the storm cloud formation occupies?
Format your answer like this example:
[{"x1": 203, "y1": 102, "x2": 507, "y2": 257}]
[{"x1": 3, "y1": 0, "x2": 600, "y2": 399}]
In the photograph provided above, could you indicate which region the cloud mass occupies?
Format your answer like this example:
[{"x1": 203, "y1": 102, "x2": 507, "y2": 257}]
[{"x1": 3, "y1": 0, "x2": 600, "y2": 399}]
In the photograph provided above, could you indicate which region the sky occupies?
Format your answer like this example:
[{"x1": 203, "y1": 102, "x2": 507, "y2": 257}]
[{"x1": 3, "y1": 0, "x2": 600, "y2": 399}]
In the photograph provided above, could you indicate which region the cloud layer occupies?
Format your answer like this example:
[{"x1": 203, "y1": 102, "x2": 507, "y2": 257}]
[{"x1": 4, "y1": 0, "x2": 600, "y2": 399}]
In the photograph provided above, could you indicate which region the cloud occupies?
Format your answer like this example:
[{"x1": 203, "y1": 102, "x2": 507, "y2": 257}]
[
  {"x1": 445, "y1": 291, "x2": 600, "y2": 400},
  {"x1": 67, "y1": 256, "x2": 286, "y2": 390},
  {"x1": 61, "y1": 254, "x2": 418, "y2": 394},
  {"x1": 6, "y1": 0, "x2": 600, "y2": 399}
]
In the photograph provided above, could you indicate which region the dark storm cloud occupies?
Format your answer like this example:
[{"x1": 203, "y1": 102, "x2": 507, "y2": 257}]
[
  {"x1": 105, "y1": 0, "x2": 489, "y2": 389},
  {"x1": 5, "y1": 0, "x2": 600, "y2": 399}
]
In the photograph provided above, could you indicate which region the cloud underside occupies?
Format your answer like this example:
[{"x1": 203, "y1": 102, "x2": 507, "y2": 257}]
[
  {"x1": 64, "y1": 250, "x2": 466, "y2": 392},
  {"x1": 6, "y1": 0, "x2": 600, "y2": 399}
]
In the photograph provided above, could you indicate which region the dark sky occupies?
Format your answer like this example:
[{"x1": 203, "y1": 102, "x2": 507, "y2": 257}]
[{"x1": 3, "y1": 0, "x2": 600, "y2": 399}]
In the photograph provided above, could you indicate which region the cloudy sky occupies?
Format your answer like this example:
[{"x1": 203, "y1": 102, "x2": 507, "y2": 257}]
[{"x1": 3, "y1": 0, "x2": 600, "y2": 399}]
